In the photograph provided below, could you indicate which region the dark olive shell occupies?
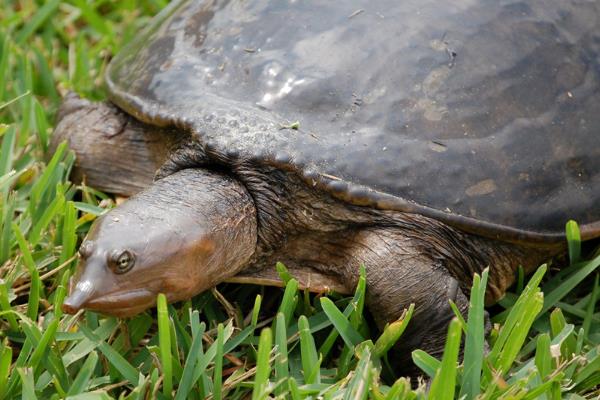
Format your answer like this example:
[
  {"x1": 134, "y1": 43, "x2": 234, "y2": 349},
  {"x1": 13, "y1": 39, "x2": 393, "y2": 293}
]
[{"x1": 106, "y1": 0, "x2": 600, "y2": 243}]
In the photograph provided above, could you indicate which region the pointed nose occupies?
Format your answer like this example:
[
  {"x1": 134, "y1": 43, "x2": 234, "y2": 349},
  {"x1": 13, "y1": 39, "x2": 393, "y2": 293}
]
[
  {"x1": 61, "y1": 297, "x2": 82, "y2": 314},
  {"x1": 62, "y1": 280, "x2": 94, "y2": 314}
]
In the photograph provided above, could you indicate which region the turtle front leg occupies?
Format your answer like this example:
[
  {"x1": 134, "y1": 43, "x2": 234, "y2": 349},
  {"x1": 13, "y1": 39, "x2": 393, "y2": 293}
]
[
  {"x1": 51, "y1": 93, "x2": 184, "y2": 196},
  {"x1": 340, "y1": 229, "x2": 470, "y2": 366},
  {"x1": 249, "y1": 226, "x2": 470, "y2": 367}
]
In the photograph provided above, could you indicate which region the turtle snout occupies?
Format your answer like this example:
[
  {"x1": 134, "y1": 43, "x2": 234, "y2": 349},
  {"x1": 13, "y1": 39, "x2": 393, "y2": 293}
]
[
  {"x1": 62, "y1": 279, "x2": 94, "y2": 314},
  {"x1": 62, "y1": 296, "x2": 83, "y2": 314}
]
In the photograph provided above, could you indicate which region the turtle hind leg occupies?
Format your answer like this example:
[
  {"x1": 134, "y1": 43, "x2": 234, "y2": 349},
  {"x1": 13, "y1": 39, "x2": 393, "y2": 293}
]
[{"x1": 51, "y1": 94, "x2": 184, "y2": 196}]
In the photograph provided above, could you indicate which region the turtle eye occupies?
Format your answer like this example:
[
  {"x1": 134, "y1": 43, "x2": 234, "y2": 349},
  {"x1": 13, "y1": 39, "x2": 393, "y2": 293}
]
[
  {"x1": 109, "y1": 250, "x2": 135, "y2": 274},
  {"x1": 78, "y1": 241, "x2": 94, "y2": 259}
]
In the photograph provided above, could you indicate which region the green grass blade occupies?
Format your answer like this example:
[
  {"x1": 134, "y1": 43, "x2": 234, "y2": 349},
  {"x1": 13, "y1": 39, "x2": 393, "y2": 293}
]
[
  {"x1": 320, "y1": 297, "x2": 364, "y2": 348},
  {"x1": 0, "y1": 280, "x2": 19, "y2": 331},
  {"x1": 541, "y1": 256, "x2": 600, "y2": 315},
  {"x1": 60, "y1": 201, "x2": 78, "y2": 265},
  {"x1": 336, "y1": 345, "x2": 353, "y2": 380},
  {"x1": 384, "y1": 378, "x2": 411, "y2": 400},
  {"x1": 27, "y1": 190, "x2": 65, "y2": 246},
  {"x1": 549, "y1": 308, "x2": 576, "y2": 358},
  {"x1": 65, "y1": 393, "x2": 112, "y2": 400},
  {"x1": 157, "y1": 293, "x2": 173, "y2": 396},
  {"x1": 0, "y1": 126, "x2": 16, "y2": 179},
  {"x1": 213, "y1": 323, "x2": 224, "y2": 400},
  {"x1": 343, "y1": 345, "x2": 371, "y2": 400},
  {"x1": 496, "y1": 291, "x2": 544, "y2": 375},
  {"x1": 275, "y1": 261, "x2": 293, "y2": 284},
  {"x1": 223, "y1": 324, "x2": 254, "y2": 353},
  {"x1": 411, "y1": 350, "x2": 440, "y2": 378},
  {"x1": 70, "y1": 0, "x2": 111, "y2": 36},
  {"x1": 251, "y1": 294, "x2": 262, "y2": 328},
  {"x1": 32, "y1": 98, "x2": 49, "y2": 152},
  {"x1": 318, "y1": 287, "x2": 367, "y2": 359},
  {"x1": 582, "y1": 273, "x2": 599, "y2": 339},
  {"x1": 317, "y1": 328, "x2": 341, "y2": 362},
  {"x1": 22, "y1": 320, "x2": 68, "y2": 389},
  {"x1": 191, "y1": 321, "x2": 234, "y2": 388},
  {"x1": 124, "y1": 374, "x2": 151, "y2": 400},
  {"x1": 5, "y1": 337, "x2": 33, "y2": 398},
  {"x1": 374, "y1": 304, "x2": 414, "y2": 358},
  {"x1": 0, "y1": 345, "x2": 13, "y2": 399},
  {"x1": 174, "y1": 317, "x2": 205, "y2": 400},
  {"x1": 510, "y1": 322, "x2": 574, "y2": 384},
  {"x1": 572, "y1": 348, "x2": 600, "y2": 388},
  {"x1": 252, "y1": 327, "x2": 273, "y2": 400},
  {"x1": 26, "y1": 268, "x2": 40, "y2": 321},
  {"x1": 0, "y1": 194, "x2": 15, "y2": 263},
  {"x1": 448, "y1": 299, "x2": 467, "y2": 331},
  {"x1": 62, "y1": 318, "x2": 119, "y2": 367},
  {"x1": 535, "y1": 333, "x2": 552, "y2": 380},
  {"x1": 31, "y1": 47, "x2": 58, "y2": 101},
  {"x1": 274, "y1": 312, "x2": 289, "y2": 395},
  {"x1": 17, "y1": 367, "x2": 38, "y2": 400},
  {"x1": 15, "y1": 0, "x2": 61, "y2": 44},
  {"x1": 29, "y1": 141, "x2": 66, "y2": 213},
  {"x1": 460, "y1": 269, "x2": 489, "y2": 399},
  {"x1": 0, "y1": 91, "x2": 31, "y2": 112},
  {"x1": 566, "y1": 220, "x2": 581, "y2": 265},
  {"x1": 78, "y1": 324, "x2": 139, "y2": 386},
  {"x1": 12, "y1": 222, "x2": 36, "y2": 274},
  {"x1": 25, "y1": 318, "x2": 58, "y2": 375},
  {"x1": 288, "y1": 377, "x2": 301, "y2": 400},
  {"x1": 489, "y1": 265, "x2": 546, "y2": 365},
  {"x1": 0, "y1": 35, "x2": 9, "y2": 102},
  {"x1": 167, "y1": 314, "x2": 183, "y2": 382},
  {"x1": 67, "y1": 351, "x2": 99, "y2": 396},
  {"x1": 16, "y1": 58, "x2": 33, "y2": 144},
  {"x1": 278, "y1": 278, "x2": 299, "y2": 326},
  {"x1": 298, "y1": 315, "x2": 320, "y2": 384},
  {"x1": 73, "y1": 202, "x2": 107, "y2": 216},
  {"x1": 350, "y1": 266, "x2": 367, "y2": 329},
  {"x1": 429, "y1": 318, "x2": 461, "y2": 400},
  {"x1": 522, "y1": 372, "x2": 565, "y2": 400}
]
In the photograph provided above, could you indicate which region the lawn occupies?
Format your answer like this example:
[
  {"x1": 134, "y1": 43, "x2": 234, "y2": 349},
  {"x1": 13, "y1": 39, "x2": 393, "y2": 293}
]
[{"x1": 0, "y1": 1, "x2": 599, "y2": 399}]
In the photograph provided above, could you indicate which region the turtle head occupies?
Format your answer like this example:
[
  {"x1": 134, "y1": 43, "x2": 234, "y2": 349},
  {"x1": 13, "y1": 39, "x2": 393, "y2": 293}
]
[{"x1": 62, "y1": 169, "x2": 257, "y2": 317}]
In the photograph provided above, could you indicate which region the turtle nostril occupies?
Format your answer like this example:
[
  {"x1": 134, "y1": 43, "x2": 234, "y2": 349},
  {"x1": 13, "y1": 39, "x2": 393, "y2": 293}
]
[{"x1": 78, "y1": 241, "x2": 95, "y2": 259}]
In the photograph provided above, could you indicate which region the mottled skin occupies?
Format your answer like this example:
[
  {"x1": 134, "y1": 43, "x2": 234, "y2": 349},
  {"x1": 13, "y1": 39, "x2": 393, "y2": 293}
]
[{"x1": 56, "y1": 96, "x2": 557, "y2": 361}]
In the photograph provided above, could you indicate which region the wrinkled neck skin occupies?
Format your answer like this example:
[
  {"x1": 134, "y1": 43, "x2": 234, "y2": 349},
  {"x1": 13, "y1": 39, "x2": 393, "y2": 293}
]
[
  {"x1": 162, "y1": 142, "x2": 561, "y2": 307},
  {"x1": 63, "y1": 168, "x2": 256, "y2": 317},
  {"x1": 241, "y1": 166, "x2": 558, "y2": 306},
  {"x1": 64, "y1": 136, "x2": 561, "y2": 318}
]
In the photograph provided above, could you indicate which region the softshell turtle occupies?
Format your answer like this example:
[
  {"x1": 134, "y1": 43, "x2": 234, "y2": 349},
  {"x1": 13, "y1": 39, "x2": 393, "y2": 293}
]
[{"x1": 54, "y1": 0, "x2": 600, "y2": 359}]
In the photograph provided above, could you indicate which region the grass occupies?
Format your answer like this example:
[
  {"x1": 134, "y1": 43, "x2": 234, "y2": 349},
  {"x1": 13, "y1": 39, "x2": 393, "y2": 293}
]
[{"x1": 0, "y1": 1, "x2": 599, "y2": 398}]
